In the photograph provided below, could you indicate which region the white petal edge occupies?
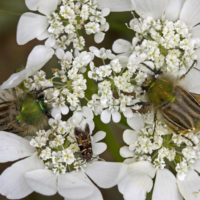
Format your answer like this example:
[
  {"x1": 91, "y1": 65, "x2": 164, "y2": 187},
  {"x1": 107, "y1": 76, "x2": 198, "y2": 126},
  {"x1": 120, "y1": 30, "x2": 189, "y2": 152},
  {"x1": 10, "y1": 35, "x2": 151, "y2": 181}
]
[
  {"x1": 112, "y1": 111, "x2": 121, "y2": 123},
  {"x1": 0, "y1": 131, "x2": 34, "y2": 163},
  {"x1": 127, "y1": 113, "x2": 144, "y2": 131},
  {"x1": 0, "y1": 70, "x2": 28, "y2": 89},
  {"x1": 82, "y1": 106, "x2": 94, "y2": 120},
  {"x1": 100, "y1": 110, "x2": 111, "y2": 124},
  {"x1": 25, "y1": 169, "x2": 57, "y2": 196},
  {"x1": 123, "y1": 129, "x2": 138, "y2": 145},
  {"x1": 97, "y1": 0, "x2": 133, "y2": 12},
  {"x1": 92, "y1": 142, "x2": 107, "y2": 156},
  {"x1": 192, "y1": 25, "x2": 200, "y2": 40},
  {"x1": 64, "y1": 185, "x2": 103, "y2": 200},
  {"x1": 86, "y1": 161, "x2": 127, "y2": 188},
  {"x1": 131, "y1": 0, "x2": 168, "y2": 19},
  {"x1": 177, "y1": 170, "x2": 200, "y2": 200},
  {"x1": 25, "y1": 0, "x2": 59, "y2": 16},
  {"x1": 26, "y1": 45, "x2": 54, "y2": 72},
  {"x1": 60, "y1": 106, "x2": 69, "y2": 115},
  {"x1": 0, "y1": 154, "x2": 43, "y2": 199},
  {"x1": 193, "y1": 160, "x2": 200, "y2": 172},
  {"x1": 118, "y1": 173, "x2": 153, "y2": 200},
  {"x1": 1, "y1": 45, "x2": 54, "y2": 89},
  {"x1": 128, "y1": 161, "x2": 156, "y2": 178},
  {"x1": 165, "y1": 0, "x2": 185, "y2": 21},
  {"x1": 180, "y1": 68, "x2": 200, "y2": 93},
  {"x1": 17, "y1": 12, "x2": 48, "y2": 45},
  {"x1": 58, "y1": 171, "x2": 95, "y2": 199},
  {"x1": 93, "y1": 131, "x2": 106, "y2": 143},
  {"x1": 112, "y1": 39, "x2": 132, "y2": 54},
  {"x1": 120, "y1": 146, "x2": 134, "y2": 158},
  {"x1": 180, "y1": 0, "x2": 200, "y2": 27},
  {"x1": 152, "y1": 169, "x2": 183, "y2": 200},
  {"x1": 94, "y1": 32, "x2": 105, "y2": 43}
]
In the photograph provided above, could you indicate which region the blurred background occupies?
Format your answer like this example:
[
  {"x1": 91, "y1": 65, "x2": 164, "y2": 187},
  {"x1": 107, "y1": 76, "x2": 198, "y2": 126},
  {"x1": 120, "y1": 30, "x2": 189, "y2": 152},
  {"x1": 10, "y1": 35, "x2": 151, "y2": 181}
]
[{"x1": 0, "y1": 0, "x2": 133, "y2": 199}]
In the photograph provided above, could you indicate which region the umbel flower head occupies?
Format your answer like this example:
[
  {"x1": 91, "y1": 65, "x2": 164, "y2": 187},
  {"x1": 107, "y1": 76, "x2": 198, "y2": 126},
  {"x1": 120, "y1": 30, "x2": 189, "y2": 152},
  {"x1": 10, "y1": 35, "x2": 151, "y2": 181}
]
[
  {"x1": 1, "y1": 0, "x2": 111, "y2": 91},
  {"x1": 17, "y1": 0, "x2": 110, "y2": 58},
  {"x1": 99, "y1": 0, "x2": 200, "y2": 199},
  {"x1": 0, "y1": 98, "x2": 124, "y2": 200}
]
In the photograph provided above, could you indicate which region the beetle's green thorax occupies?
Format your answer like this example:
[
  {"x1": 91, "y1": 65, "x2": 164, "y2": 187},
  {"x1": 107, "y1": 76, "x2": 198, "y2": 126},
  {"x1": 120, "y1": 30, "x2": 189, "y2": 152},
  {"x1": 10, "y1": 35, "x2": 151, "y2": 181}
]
[
  {"x1": 147, "y1": 77, "x2": 175, "y2": 106},
  {"x1": 16, "y1": 96, "x2": 46, "y2": 125}
]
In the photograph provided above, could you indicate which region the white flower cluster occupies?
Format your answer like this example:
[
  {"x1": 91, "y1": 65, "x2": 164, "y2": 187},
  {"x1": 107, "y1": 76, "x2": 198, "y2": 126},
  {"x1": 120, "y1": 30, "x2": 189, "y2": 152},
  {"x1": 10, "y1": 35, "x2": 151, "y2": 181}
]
[
  {"x1": 87, "y1": 47, "x2": 140, "y2": 123},
  {"x1": 30, "y1": 117, "x2": 82, "y2": 174},
  {"x1": 47, "y1": 0, "x2": 110, "y2": 52},
  {"x1": 23, "y1": 51, "x2": 94, "y2": 118},
  {"x1": 127, "y1": 17, "x2": 198, "y2": 76},
  {"x1": 30, "y1": 107, "x2": 101, "y2": 174},
  {"x1": 121, "y1": 111, "x2": 200, "y2": 180},
  {"x1": 84, "y1": 15, "x2": 200, "y2": 181}
]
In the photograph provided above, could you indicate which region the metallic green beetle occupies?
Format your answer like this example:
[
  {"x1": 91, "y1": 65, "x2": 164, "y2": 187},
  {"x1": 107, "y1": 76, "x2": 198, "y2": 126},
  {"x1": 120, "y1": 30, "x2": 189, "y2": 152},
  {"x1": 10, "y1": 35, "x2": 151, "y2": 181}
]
[{"x1": 0, "y1": 89, "x2": 51, "y2": 136}]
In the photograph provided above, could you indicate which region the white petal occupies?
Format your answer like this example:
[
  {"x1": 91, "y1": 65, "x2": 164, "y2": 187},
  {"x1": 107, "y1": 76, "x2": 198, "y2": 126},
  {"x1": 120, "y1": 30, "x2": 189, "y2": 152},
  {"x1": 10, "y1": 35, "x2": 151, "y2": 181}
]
[
  {"x1": 92, "y1": 142, "x2": 107, "y2": 155},
  {"x1": 165, "y1": 0, "x2": 185, "y2": 21},
  {"x1": 177, "y1": 170, "x2": 200, "y2": 200},
  {"x1": 180, "y1": 68, "x2": 200, "y2": 93},
  {"x1": 55, "y1": 48, "x2": 65, "y2": 59},
  {"x1": 93, "y1": 131, "x2": 106, "y2": 143},
  {"x1": 58, "y1": 171, "x2": 95, "y2": 199},
  {"x1": 123, "y1": 108, "x2": 134, "y2": 119},
  {"x1": 0, "y1": 70, "x2": 28, "y2": 89},
  {"x1": 36, "y1": 30, "x2": 49, "y2": 40},
  {"x1": 120, "y1": 146, "x2": 134, "y2": 158},
  {"x1": 1, "y1": 45, "x2": 54, "y2": 89},
  {"x1": 193, "y1": 160, "x2": 200, "y2": 172},
  {"x1": 25, "y1": 169, "x2": 57, "y2": 196},
  {"x1": 112, "y1": 39, "x2": 132, "y2": 54},
  {"x1": 60, "y1": 106, "x2": 69, "y2": 115},
  {"x1": 0, "y1": 131, "x2": 34, "y2": 163},
  {"x1": 123, "y1": 129, "x2": 138, "y2": 145},
  {"x1": 17, "y1": 12, "x2": 48, "y2": 45},
  {"x1": 118, "y1": 173, "x2": 153, "y2": 200},
  {"x1": 97, "y1": 0, "x2": 133, "y2": 12},
  {"x1": 152, "y1": 169, "x2": 182, "y2": 200},
  {"x1": 82, "y1": 106, "x2": 94, "y2": 120},
  {"x1": 25, "y1": 0, "x2": 59, "y2": 16},
  {"x1": 192, "y1": 25, "x2": 200, "y2": 38},
  {"x1": 51, "y1": 107, "x2": 61, "y2": 120},
  {"x1": 100, "y1": 110, "x2": 111, "y2": 124},
  {"x1": 131, "y1": 0, "x2": 168, "y2": 19},
  {"x1": 94, "y1": 32, "x2": 105, "y2": 43},
  {"x1": 82, "y1": 187, "x2": 103, "y2": 200},
  {"x1": 128, "y1": 161, "x2": 156, "y2": 178},
  {"x1": 64, "y1": 186, "x2": 103, "y2": 200},
  {"x1": 45, "y1": 37, "x2": 56, "y2": 47},
  {"x1": 127, "y1": 113, "x2": 144, "y2": 131},
  {"x1": 26, "y1": 45, "x2": 54, "y2": 72},
  {"x1": 112, "y1": 111, "x2": 121, "y2": 123},
  {"x1": 102, "y1": 8, "x2": 110, "y2": 17},
  {"x1": 0, "y1": 154, "x2": 43, "y2": 199},
  {"x1": 86, "y1": 161, "x2": 127, "y2": 188},
  {"x1": 89, "y1": 46, "x2": 100, "y2": 57},
  {"x1": 180, "y1": 0, "x2": 200, "y2": 27}
]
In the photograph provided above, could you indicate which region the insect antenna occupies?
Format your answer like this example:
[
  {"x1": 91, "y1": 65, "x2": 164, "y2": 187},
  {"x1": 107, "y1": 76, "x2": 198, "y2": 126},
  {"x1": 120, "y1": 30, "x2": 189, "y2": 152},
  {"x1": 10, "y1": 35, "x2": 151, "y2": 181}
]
[
  {"x1": 152, "y1": 111, "x2": 157, "y2": 137},
  {"x1": 141, "y1": 62, "x2": 162, "y2": 75},
  {"x1": 180, "y1": 60, "x2": 197, "y2": 80},
  {"x1": 35, "y1": 86, "x2": 54, "y2": 95}
]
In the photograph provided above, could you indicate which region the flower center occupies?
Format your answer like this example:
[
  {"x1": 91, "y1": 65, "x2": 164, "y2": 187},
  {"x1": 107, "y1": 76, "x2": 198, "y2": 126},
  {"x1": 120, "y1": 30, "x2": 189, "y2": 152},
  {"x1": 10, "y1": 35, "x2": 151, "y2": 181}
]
[
  {"x1": 47, "y1": 0, "x2": 109, "y2": 51},
  {"x1": 128, "y1": 17, "x2": 198, "y2": 76},
  {"x1": 30, "y1": 118, "x2": 93, "y2": 174}
]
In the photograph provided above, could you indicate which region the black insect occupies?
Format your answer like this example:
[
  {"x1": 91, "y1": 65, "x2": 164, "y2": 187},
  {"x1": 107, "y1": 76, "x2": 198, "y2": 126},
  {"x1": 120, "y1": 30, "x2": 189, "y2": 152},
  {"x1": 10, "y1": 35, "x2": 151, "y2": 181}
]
[{"x1": 74, "y1": 124, "x2": 93, "y2": 161}]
